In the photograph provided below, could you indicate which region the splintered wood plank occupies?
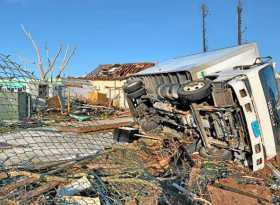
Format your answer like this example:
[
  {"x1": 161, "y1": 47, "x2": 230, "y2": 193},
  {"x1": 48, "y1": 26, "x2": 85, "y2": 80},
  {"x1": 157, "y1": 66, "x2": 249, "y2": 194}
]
[
  {"x1": 0, "y1": 177, "x2": 37, "y2": 196},
  {"x1": 17, "y1": 181, "x2": 60, "y2": 203},
  {"x1": 7, "y1": 170, "x2": 67, "y2": 182},
  {"x1": 57, "y1": 121, "x2": 132, "y2": 133}
]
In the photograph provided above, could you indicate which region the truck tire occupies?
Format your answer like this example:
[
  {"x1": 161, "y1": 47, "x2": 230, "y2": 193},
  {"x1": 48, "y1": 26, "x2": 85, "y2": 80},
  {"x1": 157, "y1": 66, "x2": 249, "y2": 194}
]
[
  {"x1": 157, "y1": 83, "x2": 180, "y2": 100},
  {"x1": 127, "y1": 87, "x2": 146, "y2": 99},
  {"x1": 124, "y1": 80, "x2": 143, "y2": 94},
  {"x1": 157, "y1": 84, "x2": 169, "y2": 99},
  {"x1": 178, "y1": 80, "x2": 211, "y2": 103},
  {"x1": 199, "y1": 146, "x2": 232, "y2": 160},
  {"x1": 170, "y1": 84, "x2": 180, "y2": 99}
]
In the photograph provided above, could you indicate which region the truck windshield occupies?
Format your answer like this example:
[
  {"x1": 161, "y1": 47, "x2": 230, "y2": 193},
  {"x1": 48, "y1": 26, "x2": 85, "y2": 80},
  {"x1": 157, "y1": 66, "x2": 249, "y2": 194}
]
[{"x1": 259, "y1": 65, "x2": 280, "y2": 145}]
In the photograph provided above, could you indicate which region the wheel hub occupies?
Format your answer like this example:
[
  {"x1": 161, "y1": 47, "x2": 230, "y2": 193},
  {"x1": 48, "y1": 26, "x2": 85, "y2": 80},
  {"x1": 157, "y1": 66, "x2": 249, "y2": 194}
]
[{"x1": 183, "y1": 81, "x2": 205, "y2": 92}]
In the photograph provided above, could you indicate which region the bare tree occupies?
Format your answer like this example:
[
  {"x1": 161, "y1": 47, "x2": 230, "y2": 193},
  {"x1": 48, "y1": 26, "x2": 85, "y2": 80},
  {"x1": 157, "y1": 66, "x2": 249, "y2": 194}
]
[
  {"x1": 21, "y1": 24, "x2": 45, "y2": 79},
  {"x1": 43, "y1": 46, "x2": 63, "y2": 80},
  {"x1": 21, "y1": 24, "x2": 75, "y2": 80},
  {"x1": 56, "y1": 45, "x2": 76, "y2": 79}
]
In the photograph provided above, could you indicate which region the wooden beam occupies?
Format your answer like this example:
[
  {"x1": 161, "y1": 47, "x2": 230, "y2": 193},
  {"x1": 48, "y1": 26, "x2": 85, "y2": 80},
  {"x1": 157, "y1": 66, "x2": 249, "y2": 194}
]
[{"x1": 17, "y1": 181, "x2": 61, "y2": 203}]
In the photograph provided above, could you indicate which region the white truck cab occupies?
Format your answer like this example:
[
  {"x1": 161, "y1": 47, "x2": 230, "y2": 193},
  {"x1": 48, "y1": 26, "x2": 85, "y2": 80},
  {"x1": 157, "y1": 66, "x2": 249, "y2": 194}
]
[{"x1": 211, "y1": 61, "x2": 279, "y2": 170}]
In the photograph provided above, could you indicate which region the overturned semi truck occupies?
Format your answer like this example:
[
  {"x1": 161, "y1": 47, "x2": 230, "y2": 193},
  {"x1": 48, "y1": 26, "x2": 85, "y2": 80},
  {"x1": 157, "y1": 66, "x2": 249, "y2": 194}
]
[{"x1": 123, "y1": 43, "x2": 280, "y2": 171}]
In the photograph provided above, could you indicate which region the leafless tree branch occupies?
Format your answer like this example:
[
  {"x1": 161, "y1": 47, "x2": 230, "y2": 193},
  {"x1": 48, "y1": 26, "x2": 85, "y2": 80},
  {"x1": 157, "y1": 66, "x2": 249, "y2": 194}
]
[
  {"x1": 56, "y1": 46, "x2": 76, "y2": 78},
  {"x1": 45, "y1": 43, "x2": 51, "y2": 67},
  {"x1": 21, "y1": 25, "x2": 75, "y2": 80},
  {"x1": 44, "y1": 46, "x2": 63, "y2": 79},
  {"x1": 21, "y1": 24, "x2": 45, "y2": 79}
]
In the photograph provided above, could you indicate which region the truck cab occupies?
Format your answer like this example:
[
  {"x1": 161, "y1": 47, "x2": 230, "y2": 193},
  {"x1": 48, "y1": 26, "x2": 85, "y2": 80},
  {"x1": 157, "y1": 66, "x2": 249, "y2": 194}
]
[
  {"x1": 210, "y1": 60, "x2": 280, "y2": 170},
  {"x1": 123, "y1": 43, "x2": 280, "y2": 171}
]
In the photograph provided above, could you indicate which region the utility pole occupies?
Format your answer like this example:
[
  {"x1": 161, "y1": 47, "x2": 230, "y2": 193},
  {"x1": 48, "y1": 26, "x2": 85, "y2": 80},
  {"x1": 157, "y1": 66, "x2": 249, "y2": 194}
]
[
  {"x1": 201, "y1": 4, "x2": 208, "y2": 52},
  {"x1": 237, "y1": 0, "x2": 243, "y2": 45}
]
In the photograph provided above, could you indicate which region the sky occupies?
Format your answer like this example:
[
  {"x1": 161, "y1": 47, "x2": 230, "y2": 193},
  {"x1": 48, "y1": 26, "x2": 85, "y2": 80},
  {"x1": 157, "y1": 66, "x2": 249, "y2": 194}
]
[{"x1": 0, "y1": 0, "x2": 280, "y2": 77}]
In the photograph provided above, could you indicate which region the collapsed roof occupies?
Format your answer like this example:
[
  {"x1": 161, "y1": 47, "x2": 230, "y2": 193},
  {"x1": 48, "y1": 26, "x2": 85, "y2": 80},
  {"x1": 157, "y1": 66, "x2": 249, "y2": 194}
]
[{"x1": 85, "y1": 63, "x2": 155, "y2": 80}]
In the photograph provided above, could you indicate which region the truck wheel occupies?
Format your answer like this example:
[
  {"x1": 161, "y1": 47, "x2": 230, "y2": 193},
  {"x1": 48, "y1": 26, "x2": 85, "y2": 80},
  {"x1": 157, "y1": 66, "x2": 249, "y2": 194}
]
[
  {"x1": 170, "y1": 84, "x2": 180, "y2": 99},
  {"x1": 157, "y1": 83, "x2": 180, "y2": 100},
  {"x1": 127, "y1": 87, "x2": 146, "y2": 99},
  {"x1": 124, "y1": 80, "x2": 143, "y2": 94},
  {"x1": 178, "y1": 80, "x2": 211, "y2": 102},
  {"x1": 199, "y1": 146, "x2": 232, "y2": 160}
]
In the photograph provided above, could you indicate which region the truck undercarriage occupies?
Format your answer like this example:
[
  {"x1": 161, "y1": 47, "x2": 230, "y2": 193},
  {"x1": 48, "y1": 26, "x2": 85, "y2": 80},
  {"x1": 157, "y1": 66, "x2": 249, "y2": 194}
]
[{"x1": 124, "y1": 75, "x2": 254, "y2": 167}]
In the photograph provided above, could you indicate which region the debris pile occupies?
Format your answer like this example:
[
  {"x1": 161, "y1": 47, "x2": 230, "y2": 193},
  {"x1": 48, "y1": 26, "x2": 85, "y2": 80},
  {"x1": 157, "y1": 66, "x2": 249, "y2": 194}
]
[
  {"x1": 0, "y1": 137, "x2": 189, "y2": 204},
  {"x1": 70, "y1": 103, "x2": 117, "y2": 121},
  {"x1": 1, "y1": 132, "x2": 279, "y2": 205}
]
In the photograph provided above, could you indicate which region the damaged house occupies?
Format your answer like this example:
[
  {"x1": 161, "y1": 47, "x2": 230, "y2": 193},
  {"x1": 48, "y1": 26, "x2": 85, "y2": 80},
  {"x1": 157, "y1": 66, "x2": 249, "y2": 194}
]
[{"x1": 84, "y1": 63, "x2": 154, "y2": 109}]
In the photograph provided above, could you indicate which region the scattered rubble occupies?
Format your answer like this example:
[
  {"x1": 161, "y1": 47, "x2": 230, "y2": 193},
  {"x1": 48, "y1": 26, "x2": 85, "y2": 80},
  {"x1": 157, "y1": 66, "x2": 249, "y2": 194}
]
[{"x1": 1, "y1": 129, "x2": 279, "y2": 204}]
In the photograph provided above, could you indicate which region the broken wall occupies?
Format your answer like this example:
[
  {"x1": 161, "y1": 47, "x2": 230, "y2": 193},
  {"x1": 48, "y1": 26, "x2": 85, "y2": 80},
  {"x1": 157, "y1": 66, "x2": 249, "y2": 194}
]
[{"x1": 90, "y1": 80, "x2": 128, "y2": 109}]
